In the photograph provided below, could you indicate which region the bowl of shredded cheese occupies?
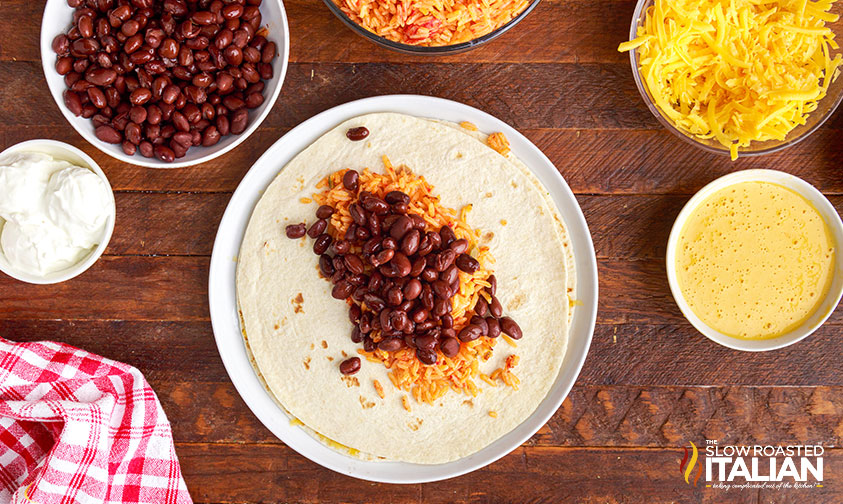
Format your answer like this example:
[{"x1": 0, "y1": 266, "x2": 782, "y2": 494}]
[
  {"x1": 323, "y1": 0, "x2": 541, "y2": 53},
  {"x1": 619, "y1": 0, "x2": 843, "y2": 160}
]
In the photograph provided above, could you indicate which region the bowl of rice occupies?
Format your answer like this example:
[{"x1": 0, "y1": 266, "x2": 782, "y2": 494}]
[{"x1": 323, "y1": 0, "x2": 541, "y2": 53}]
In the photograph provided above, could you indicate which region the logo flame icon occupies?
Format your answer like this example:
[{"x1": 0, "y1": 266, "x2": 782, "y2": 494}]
[{"x1": 679, "y1": 441, "x2": 703, "y2": 486}]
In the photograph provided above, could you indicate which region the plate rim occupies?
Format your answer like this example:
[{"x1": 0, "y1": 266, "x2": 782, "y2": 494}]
[{"x1": 208, "y1": 94, "x2": 598, "y2": 483}]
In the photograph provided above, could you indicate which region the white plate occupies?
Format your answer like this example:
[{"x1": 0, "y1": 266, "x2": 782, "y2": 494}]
[{"x1": 208, "y1": 95, "x2": 598, "y2": 483}]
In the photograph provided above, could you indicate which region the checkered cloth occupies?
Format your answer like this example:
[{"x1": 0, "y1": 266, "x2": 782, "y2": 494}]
[{"x1": 0, "y1": 338, "x2": 192, "y2": 504}]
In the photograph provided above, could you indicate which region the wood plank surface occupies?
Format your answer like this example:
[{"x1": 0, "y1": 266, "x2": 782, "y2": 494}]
[
  {"x1": 5, "y1": 319, "x2": 843, "y2": 387},
  {"x1": 7, "y1": 60, "x2": 843, "y2": 134},
  {"x1": 177, "y1": 444, "x2": 839, "y2": 504},
  {"x1": 4, "y1": 0, "x2": 634, "y2": 64},
  {"x1": 4, "y1": 126, "x2": 842, "y2": 195},
  {"x1": 2, "y1": 0, "x2": 842, "y2": 500}
]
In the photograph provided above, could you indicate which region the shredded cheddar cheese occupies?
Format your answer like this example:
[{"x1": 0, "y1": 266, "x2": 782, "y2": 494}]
[{"x1": 619, "y1": 0, "x2": 841, "y2": 160}]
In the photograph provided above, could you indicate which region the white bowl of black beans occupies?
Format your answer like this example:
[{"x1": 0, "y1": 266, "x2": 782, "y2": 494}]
[{"x1": 40, "y1": 0, "x2": 288, "y2": 168}]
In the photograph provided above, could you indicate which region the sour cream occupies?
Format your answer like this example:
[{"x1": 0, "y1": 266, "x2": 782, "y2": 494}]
[{"x1": 0, "y1": 152, "x2": 112, "y2": 276}]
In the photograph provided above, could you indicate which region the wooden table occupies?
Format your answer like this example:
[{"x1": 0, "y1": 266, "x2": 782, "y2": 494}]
[{"x1": 3, "y1": 0, "x2": 843, "y2": 501}]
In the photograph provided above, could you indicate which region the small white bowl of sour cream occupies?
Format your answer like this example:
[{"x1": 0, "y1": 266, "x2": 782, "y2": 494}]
[
  {"x1": 666, "y1": 169, "x2": 843, "y2": 351},
  {"x1": 0, "y1": 139, "x2": 115, "y2": 284}
]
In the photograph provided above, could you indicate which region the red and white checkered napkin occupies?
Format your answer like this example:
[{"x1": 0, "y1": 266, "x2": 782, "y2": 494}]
[{"x1": 0, "y1": 337, "x2": 192, "y2": 504}]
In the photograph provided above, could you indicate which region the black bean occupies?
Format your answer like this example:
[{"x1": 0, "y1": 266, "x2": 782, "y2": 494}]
[
  {"x1": 349, "y1": 304, "x2": 362, "y2": 324},
  {"x1": 428, "y1": 231, "x2": 443, "y2": 251},
  {"x1": 313, "y1": 233, "x2": 332, "y2": 255},
  {"x1": 350, "y1": 326, "x2": 363, "y2": 343},
  {"x1": 489, "y1": 295, "x2": 503, "y2": 318},
  {"x1": 410, "y1": 256, "x2": 426, "y2": 277},
  {"x1": 416, "y1": 348, "x2": 437, "y2": 365},
  {"x1": 378, "y1": 337, "x2": 402, "y2": 352},
  {"x1": 362, "y1": 237, "x2": 381, "y2": 255},
  {"x1": 332, "y1": 239, "x2": 350, "y2": 254},
  {"x1": 455, "y1": 253, "x2": 480, "y2": 274},
  {"x1": 486, "y1": 274, "x2": 497, "y2": 296},
  {"x1": 440, "y1": 264, "x2": 459, "y2": 285},
  {"x1": 390, "y1": 252, "x2": 411, "y2": 277},
  {"x1": 352, "y1": 286, "x2": 368, "y2": 302},
  {"x1": 433, "y1": 298, "x2": 450, "y2": 317},
  {"x1": 439, "y1": 225, "x2": 456, "y2": 245},
  {"x1": 440, "y1": 337, "x2": 460, "y2": 357},
  {"x1": 363, "y1": 294, "x2": 386, "y2": 312},
  {"x1": 500, "y1": 317, "x2": 522, "y2": 339},
  {"x1": 339, "y1": 357, "x2": 360, "y2": 375},
  {"x1": 345, "y1": 273, "x2": 366, "y2": 286},
  {"x1": 307, "y1": 218, "x2": 327, "y2": 238},
  {"x1": 381, "y1": 237, "x2": 397, "y2": 250},
  {"x1": 421, "y1": 268, "x2": 438, "y2": 283},
  {"x1": 420, "y1": 285, "x2": 434, "y2": 310},
  {"x1": 390, "y1": 310, "x2": 409, "y2": 332},
  {"x1": 372, "y1": 249, "x2": 394, "y2": 267},
  {"x1": 389, "y1": 215, "x2": 413, "y2": 240},
  {"x1": 359, "y1": 313, "x2": 372, "y2": 333},
  {"x1": 386, "y1": 286, "x2": 403, "y2": 306},
  {"x1": 487, "y1": 317, "x2": 501, "y2": 338},
  {"x1": 331, "y1": 280, "x2": 353, "y2": 300},
  {"x1": 385, "y1": 191, "x2": 410, "y2": 205},
  {"x1": 369, "y1": 215, "x2": 391, "y2": 234},
  {"x1": 449, "y1": 238, "x2": 469, "y2": 254},
  {"x1": 458, "y1": 324, "x2": 482, "y2": 342},
  {"x1": 403, "y1": 278, "x2": 422, "y2": 300},
  {"x1": 316, "y1": 205, "x2": 334, "y2": 219},
  {"x1": 362, "y1": 196, "x2": 389, "y2": 215},
  {"x1": 342, "y1": 170, "x2": 359, "y2": 191},
  {"x1": 432, "y1": 280, "x2": 450, "y2": 299},
  {"x1": 319, "y1": 254, "x2": 335, "y2": 276},
  {"x1": 474, "y1": 296, "x2": 489, "y2": 316},
  {"x1": 410, "y1": 307, "x2": 428, "y2": 324},
  {"x1": 346, "y1": 126, "x2": 369, "y2": 141},
  {"x1": 363, "y1": 336, "x2": 376, "y2": 352},
  {"x1": 432, "y1": 249, "x2": 456, "y2": 272},
  {"x1": 349, "y1": 203, "x2": 367, "y2": 226},
  {"x1": 470, "y1": 315, "x2": 488, "y2": 335},
  {"x1": 285, "y1": 223, "x2": 306, "y2": 238},
  {"x1": 401, "y1": 229, "x2": 420, "y2": 256},
  {"x1": 344, "y1": 254, "x2": 364, "y2": 275}
]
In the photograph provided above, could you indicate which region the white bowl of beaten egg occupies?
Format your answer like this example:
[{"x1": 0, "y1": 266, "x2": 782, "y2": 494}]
[
  {"x1": 0, "y1": 139, "x2": 115, "y2": 284},
  {"x1": 666, "y1": 170, "x2": 843, "y2": 351}
]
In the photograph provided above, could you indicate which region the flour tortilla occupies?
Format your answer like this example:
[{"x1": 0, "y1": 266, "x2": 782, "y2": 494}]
[{"x1": 236, "y1": 112, "x2": 572, "y2": 464}]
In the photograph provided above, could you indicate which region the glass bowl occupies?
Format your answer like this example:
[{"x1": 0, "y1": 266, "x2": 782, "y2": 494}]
[
  {"x1": 627, "y1": 0, "x2": 843, "y2": 158},
  {"x1": 321, "y1": 0, "x2": 541, "y2": 54}
]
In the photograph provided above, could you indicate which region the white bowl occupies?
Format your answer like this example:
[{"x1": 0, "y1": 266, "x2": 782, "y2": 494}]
[
  {"x1": 39, "y1": 0, "x2": 289, "y2": 168},
  {"x1": 666, "y1": 169, "x2": 843, "y2": 351},
  {"x1": 0, "y1": 139, "x2": 116, "y2": 284}
]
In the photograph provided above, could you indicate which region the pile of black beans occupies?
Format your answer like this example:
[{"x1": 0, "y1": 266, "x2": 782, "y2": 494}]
[
  {"x1": 286, "y1": 168, "x2": 522, "y2": 375},
  {"x1": 52, "y1": 0, "x2": 276, "y2": 162}
]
